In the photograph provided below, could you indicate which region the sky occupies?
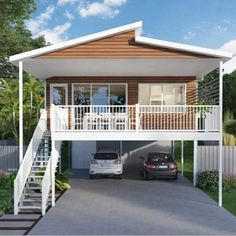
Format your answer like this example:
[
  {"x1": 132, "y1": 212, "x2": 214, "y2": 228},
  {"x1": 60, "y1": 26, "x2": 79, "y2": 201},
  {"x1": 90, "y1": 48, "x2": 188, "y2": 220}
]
[{"x1": 26, "y1": 0, "x2": 236, "y2": 73}]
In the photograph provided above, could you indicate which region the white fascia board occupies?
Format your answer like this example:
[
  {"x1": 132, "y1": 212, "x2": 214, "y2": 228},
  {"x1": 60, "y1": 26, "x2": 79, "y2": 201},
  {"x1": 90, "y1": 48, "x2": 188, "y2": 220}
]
[
  {"x1": 53, "y1": 131, "x2": 221, "y2": 141},
  {"x1": 9, "y1": 21, "x2": 143, "y2": 63},
  {"x1": 135, "y1": 36, "x2": 233, "y2": 60}
]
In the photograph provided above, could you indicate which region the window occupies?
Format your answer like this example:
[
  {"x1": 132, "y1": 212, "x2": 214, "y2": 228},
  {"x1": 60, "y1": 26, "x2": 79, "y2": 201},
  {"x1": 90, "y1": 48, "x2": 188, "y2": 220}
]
[
  {"x1": 110, "y1": 85, "x2": 126, "y2": 105},
  {"x1": 139, "y1": 83, "x2": 186, "y2": 105},
  {"x1": 51, "y1": 85, "x2": 67, "y2": 105},
  {"x1": 73, "y1": 84, "x2": 90, "y2": 105},
  {"x1": 73, "y1": 84, "x2": 127, "y2": 106}
]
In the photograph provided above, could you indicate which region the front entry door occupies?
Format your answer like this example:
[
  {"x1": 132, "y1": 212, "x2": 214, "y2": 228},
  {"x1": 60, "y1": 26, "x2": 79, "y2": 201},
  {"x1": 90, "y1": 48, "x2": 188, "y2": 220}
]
[{"x1": 50, "y1": 84, "x2": 68, "y2": 129}]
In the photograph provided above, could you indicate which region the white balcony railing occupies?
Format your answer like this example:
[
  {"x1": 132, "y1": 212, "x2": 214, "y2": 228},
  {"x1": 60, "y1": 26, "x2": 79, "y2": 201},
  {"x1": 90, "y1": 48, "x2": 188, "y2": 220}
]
[{"x1": 51, "y1": 105, "x2": 220, "y2": 132}]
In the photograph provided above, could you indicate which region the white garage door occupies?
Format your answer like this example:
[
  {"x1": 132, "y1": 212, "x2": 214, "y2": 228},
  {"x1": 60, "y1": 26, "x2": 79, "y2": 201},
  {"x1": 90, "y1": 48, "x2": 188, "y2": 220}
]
[{"x1": 72, "y1": 141, "x2": 96, "y2": 169}]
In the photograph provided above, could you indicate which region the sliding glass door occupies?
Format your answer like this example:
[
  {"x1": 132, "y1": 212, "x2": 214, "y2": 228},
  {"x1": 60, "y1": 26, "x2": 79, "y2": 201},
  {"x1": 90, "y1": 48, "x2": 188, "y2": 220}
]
[{"x1": 73, "y1": 84, "x2": 127, "y2": 106}]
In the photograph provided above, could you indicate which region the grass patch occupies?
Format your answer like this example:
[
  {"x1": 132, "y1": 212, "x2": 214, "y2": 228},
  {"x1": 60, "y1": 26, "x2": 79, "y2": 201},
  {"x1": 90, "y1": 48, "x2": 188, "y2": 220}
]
[
  {"x1": 174, "y1": 142, "x2": 236, "y2": 216},
  {"x1": 206, "y1": 189, "x2": 236, "y2": 216},
  {"x1": 174, "y1": 141, "x2": 193, "y2": 182}
]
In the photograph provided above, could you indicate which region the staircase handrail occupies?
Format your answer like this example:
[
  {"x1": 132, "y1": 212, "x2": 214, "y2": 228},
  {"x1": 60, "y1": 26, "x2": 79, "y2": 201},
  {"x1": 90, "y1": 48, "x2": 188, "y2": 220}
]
[
  {"x1": 41, "y1": 141, "x2": 62, "y2": 215},
  {"x1": 14, "y1": 109, "x2": 47, "y2": 215}
]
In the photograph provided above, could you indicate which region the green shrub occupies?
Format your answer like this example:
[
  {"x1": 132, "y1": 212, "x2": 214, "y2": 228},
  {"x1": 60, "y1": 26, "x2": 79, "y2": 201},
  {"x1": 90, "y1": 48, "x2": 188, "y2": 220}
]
[
  {"x1": 198, "y1": 170, "x2": 219, "y2": 191},
  {"x1": 224, "y1": 120, "x2": 236, "y2": 137},
  {"x1": 0, "y1": 172, "x2": 7, "y2": 187},
  {"x1": 55, "y1": 171, "x2": 71, "y2": 191},
  {"x1": 224, "y1": 175, "x2": 236, "y2": 191}
]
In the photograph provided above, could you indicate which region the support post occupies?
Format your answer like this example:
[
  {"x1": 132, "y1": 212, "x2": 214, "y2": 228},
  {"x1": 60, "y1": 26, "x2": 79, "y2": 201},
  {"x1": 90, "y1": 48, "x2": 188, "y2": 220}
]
[
  {"x1": 51, "y1": 139, "x2": 56, "y2": 207},
  {"x1": 19, "y1": 61, "x2": 23, "y2": 164},
  {"x1": 181, "y1": 140, "x2": 184, "y2": 176},
  {"x1": 120, "y1": 141, "x2": 123, "y2": 156},
  {"x1": 193, "y1": 140, "x2": 197, "y2": 186},
  {"x1": 135, "y1": 104, "x2": 139, "y2": 131},
  {"x1": 219, "y1": 60, "x2": 223, "y2": 207}
]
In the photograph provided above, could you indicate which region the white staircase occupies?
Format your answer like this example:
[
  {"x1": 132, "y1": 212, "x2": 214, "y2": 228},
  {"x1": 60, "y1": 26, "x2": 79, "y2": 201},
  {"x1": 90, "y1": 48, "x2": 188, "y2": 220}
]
[
  {"x1": 14, "y1": 110, "x2": 62, "y2": 215},
  {"x1": 18, "y1": 133, "x2": 52, "y2": 213}
]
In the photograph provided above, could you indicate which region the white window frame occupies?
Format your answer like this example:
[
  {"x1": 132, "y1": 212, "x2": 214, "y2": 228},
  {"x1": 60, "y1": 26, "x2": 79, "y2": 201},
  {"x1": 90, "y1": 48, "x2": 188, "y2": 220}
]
[
  {"x1": 138, "y1": 83, "x2": 187, "y2": 106},
  {"x1": 72, "y1": 83, "x2": 128, "y2": 106},
  {"x1": 50, "y1": 83, "x2": 68, "y2": 106}
]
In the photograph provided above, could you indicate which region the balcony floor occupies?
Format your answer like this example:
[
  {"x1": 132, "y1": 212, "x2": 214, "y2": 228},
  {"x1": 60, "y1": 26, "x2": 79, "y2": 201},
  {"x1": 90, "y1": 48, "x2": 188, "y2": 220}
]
[{"x1": 53, "y1": 130, "x2": 221, "y2": 141}]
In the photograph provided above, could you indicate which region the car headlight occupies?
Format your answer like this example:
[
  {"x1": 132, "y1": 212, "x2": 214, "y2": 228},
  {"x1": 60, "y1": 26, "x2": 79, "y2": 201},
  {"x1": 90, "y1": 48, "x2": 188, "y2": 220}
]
[
  {"x1": 91, "y1": 160, "x2": 98, "y2": 164},
  {"x1": 113, "y1": 159, "x2": 121, "y2": 164}
]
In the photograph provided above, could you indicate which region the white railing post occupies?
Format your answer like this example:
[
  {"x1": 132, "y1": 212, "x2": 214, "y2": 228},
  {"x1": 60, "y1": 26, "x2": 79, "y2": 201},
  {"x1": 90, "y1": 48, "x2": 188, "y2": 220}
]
[
  {"x1": 51, "y1": 139, "x2": 56, "y2": 207},
  {"x1": 14, "y1": 180, "x2": 18, "y2": 215},
  {"x1": 181, "y1": 140, "x2": 184, "y2": 176},
  {"x1": 19, "y1": 61, "x2": 23, "y2": 164},
  {"x1": 219, "y1": 60, "x2": 223, "y2": 207},
  {"x1": 135, "y1": 104, "x2": 139, "y2": 131},
  {"x1": 51, "y1": 104, "x2": 55, "y2": 132},
  {"x1": 193, "y1": 140, "x2": 198, "y2": 186}
]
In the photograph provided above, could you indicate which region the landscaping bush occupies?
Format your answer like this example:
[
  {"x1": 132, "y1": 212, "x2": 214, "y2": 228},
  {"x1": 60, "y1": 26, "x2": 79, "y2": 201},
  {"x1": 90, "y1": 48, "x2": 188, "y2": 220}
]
[
  {"x1": 198, "y1": 170, "x2": 219, "y2": 191},
  {"x1": 224, "y1": 175, "x2": 236, "y2": 191},
  {"x1": 0, "y1": 172, "x2": 8, "y2": 187},
  {"x1": 55, "y1": 171, "x2": 71, "y2": 191}
]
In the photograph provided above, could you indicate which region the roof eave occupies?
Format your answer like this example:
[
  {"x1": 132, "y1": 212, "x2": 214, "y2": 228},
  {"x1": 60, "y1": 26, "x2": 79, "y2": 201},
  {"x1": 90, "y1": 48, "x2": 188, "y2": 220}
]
[{"x1": 135, "y1": 36, "x2": 233, "y2": 61}]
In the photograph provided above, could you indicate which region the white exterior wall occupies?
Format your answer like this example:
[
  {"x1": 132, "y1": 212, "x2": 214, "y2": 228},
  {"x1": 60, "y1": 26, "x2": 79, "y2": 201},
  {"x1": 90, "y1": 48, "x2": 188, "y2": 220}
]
[
  {"x1": 72, "y1": 140, "x2": 172, "y2": 169},
  {"x1": 72, "y1": 141, "x2": 96, "y2": 169}
]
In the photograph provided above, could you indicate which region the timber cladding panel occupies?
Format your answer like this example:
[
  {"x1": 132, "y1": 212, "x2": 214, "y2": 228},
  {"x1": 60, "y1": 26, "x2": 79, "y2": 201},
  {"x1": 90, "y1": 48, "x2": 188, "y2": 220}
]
[
  {"x1": 46, "y1": 76, "x2": 196, "y2": 129},
  {"x1": 37, "y1": 31, "x2": 214, "y2": 59}
]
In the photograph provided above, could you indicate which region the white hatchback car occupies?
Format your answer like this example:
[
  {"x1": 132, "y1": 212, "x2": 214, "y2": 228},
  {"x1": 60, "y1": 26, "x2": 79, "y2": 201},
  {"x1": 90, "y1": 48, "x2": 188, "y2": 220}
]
[{"x1": 89, "y1": 150, "x2": 123, "y2": 179}]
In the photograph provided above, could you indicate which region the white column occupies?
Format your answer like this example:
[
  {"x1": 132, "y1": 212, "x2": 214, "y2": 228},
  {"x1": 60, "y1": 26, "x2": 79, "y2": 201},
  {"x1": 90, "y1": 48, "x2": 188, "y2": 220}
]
[
  {"x1": 193, "y1": 140, "x2": 198, "y2": 186},
  {"x1": 135, "y1": 104, "x2": 139, "y2": 131},
  {"x1": 120, "y1": 141, "x2": 123, "y2": 156},
  {"x1": 51, "y1": 139, "x2": 56, "y2": 207},
  {"x1": 19, "y1": 61, "x2": 23, "y2": 164},
  {"x1": 219, "y1": 60, "x2": 223, "y2": 207},
  {"x1": 181, "y1": 140, "x2": 184, "y2": 176}
]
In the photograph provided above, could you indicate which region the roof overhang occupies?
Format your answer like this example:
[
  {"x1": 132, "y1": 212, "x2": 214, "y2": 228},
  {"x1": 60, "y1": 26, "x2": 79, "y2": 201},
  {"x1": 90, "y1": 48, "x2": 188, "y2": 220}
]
[
  {"x1": 9, "y1": 21, "x2": 233, "y2": 79},
  {"x1": 21, "y1": 58, "x2": 221, "y2": 79}
]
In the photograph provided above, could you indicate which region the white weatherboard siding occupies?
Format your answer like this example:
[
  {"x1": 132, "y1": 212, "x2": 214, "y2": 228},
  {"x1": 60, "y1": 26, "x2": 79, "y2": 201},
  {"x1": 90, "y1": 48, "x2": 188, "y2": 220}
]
[{"x1": 198, "y1": 146, "x2": 236, "y2": 175}]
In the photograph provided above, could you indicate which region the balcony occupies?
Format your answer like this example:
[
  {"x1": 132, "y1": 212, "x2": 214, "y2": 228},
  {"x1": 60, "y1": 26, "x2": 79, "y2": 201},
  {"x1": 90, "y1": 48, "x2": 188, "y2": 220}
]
[{"x1": 51, "y1": 105, "x2": 220, "y2": 134}]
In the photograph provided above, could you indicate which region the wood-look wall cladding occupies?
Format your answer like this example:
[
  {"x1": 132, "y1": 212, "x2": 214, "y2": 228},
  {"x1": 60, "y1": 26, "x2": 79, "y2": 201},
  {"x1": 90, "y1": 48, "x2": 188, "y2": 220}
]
[
  {"x1": 38, "y1": 31, "x2": 213, "y2": 59},
  {"x1": 46, "y1": 76, "x2": 196, "y2": 106}
]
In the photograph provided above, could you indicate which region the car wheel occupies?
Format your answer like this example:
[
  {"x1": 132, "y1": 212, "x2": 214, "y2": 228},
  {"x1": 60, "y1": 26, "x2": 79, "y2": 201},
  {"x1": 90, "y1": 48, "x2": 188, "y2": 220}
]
[
  {"x1": 174, "y1": 174, "x2": 178, "y2": 180},
  {"x1": 143, "y1": 171, "x2": 148, "y2": 180},
  {"x1": 117, "y1": 174, "x2": 123, "y2": 179},
  {"x1": 89, "y1": 174, "x2": 95, "y2": 179}
]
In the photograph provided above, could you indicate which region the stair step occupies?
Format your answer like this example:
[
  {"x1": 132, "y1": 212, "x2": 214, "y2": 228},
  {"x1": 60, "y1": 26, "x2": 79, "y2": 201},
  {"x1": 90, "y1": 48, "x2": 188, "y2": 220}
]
[
  {"x1": 28, "y1": 176, "x2": 44, "y2": 179},
  {"x1": 0, "y1": 230, "x2": 27, "y2": 235},
  {"x1": 30, "y1": 170, "x2": 46, "y2": 173},
  {"x1": 0, "y1": 221, "x2": 33, "y2": 227},
  {"x1": 0, "y1": 214, "x2": 40, "y2": 220},
  {"x1": 19, "y1": 206, "x2": 41, "y2": 210},
  {"x1": 25, "y1": 181, "x2": 41, "y2": 184},
  {"x1": 24, "y1": 187, "x2": 41, "y2": 190},
  {"x1": 23, "y1": 193, "x2": 59, "y2": 198}
]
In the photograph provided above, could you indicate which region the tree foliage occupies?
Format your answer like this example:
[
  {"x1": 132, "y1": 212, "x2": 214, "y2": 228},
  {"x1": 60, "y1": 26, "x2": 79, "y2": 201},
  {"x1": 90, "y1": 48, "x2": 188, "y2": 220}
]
[
  {"x1": 0, "y1": 1, "x2": 46, "y2": 144},
  {"x1": 0, "y1": 0, "x2": 46, "y2": 78},
  {"x1": 0, "y1": 77, "x2": 44, "y2": 144}
]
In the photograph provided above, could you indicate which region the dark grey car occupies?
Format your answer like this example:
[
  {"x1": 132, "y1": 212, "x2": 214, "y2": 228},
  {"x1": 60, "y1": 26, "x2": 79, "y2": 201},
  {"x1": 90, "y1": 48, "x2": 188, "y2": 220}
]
[{"x1": 140, "y1": 152, "x2": 178, "y2": 180}]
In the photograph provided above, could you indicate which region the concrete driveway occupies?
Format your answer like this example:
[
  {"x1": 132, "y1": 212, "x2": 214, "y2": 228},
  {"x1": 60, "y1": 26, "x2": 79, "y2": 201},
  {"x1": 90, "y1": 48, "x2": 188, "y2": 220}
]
[{"x1": 29, "y1": 157, "x2": 236, "y2": 235}]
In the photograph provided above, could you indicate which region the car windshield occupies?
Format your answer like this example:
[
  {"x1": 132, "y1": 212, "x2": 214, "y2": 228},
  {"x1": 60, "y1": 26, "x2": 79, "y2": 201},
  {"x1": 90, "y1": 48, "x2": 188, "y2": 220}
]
[
  {"x1": 148, "y1": 153, "x2": 173, "y2": 163},
  {"x1": 94, "y1": 153, "x2": 118, "y2": 160}
]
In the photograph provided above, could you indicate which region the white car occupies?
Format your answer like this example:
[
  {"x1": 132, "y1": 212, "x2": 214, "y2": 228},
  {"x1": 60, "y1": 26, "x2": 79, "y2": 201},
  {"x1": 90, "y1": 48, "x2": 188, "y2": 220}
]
[{"x1": 89, "y1": 150, "x2": 123, "y2": 179}]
